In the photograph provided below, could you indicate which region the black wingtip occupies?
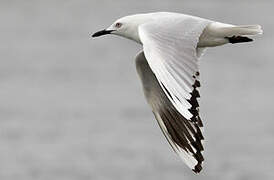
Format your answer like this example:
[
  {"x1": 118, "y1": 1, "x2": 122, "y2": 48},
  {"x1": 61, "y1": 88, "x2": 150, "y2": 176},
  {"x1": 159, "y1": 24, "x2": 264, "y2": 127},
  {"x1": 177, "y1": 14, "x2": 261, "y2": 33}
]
[
  {"x1": 193, "y1": 163, "x2": 202, "y2": 173},
  {"x1": 226, "y1": 36, "x2": 253, "y2": 44}
]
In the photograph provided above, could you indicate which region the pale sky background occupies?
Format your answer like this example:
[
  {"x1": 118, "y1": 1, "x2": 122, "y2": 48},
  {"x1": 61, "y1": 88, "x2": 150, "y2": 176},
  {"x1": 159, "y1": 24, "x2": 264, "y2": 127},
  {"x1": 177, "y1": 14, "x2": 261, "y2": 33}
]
[{"x1": 0, "y1": 1, "x2": 273, "y2": 180}]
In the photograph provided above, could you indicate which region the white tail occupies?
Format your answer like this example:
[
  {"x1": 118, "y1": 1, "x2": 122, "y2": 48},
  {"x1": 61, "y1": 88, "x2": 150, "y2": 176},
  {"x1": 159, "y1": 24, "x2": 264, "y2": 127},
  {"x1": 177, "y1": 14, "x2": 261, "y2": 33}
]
[
  {"x1": 223, "y1": 25, "x2": 263, "y2": 36},
  {"x1": 218, "y1": 24, "x2": 263, "y2": 37},
  {"x1": 207, "y1": 22, "x2": 263, "y2": 37}
]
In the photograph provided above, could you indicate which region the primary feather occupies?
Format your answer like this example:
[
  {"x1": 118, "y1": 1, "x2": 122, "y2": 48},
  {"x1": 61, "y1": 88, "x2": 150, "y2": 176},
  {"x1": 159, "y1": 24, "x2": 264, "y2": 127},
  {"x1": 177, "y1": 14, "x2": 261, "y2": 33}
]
[{"x1": 136, "y1": 52, "x2": 204, "y2": 173}]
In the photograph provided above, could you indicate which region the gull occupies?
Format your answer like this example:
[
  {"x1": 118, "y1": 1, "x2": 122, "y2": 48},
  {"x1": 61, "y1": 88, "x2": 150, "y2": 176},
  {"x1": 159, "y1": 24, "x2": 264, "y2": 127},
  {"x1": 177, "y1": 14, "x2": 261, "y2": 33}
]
[{"x1": 92, "y1": 12, "x2": 262, "y2": 173}]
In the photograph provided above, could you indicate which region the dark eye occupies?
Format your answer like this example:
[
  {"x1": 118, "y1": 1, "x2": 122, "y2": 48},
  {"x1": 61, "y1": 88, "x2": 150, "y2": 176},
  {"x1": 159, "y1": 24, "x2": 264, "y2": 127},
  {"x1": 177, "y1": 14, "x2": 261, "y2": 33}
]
[{"x1": 115, "y1": 22, "x2": 122, "y2": 28}]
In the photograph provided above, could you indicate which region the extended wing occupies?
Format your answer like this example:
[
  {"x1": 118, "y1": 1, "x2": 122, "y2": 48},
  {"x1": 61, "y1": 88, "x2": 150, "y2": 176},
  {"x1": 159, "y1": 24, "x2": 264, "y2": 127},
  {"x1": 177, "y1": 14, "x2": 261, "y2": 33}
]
[
  {"x1": 136, "y1": 52, "x2": 203, "y2": 173},
  {"x1": 137, "y1": 15, "x2": 211, "y2": 172}
]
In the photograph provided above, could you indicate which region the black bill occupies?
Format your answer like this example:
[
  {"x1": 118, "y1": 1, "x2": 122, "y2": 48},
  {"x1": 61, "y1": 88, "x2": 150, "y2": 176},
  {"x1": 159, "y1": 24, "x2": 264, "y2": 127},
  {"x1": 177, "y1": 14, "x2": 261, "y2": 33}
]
[{"x1": 92, "y1": 29, "x2": 113, "y2": 37}]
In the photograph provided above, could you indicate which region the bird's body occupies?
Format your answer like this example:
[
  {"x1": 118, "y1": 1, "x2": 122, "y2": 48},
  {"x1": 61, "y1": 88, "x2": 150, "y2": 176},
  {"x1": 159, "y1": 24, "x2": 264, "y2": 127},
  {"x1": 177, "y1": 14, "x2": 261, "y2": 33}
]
[{"x1": 92, "y1": 12, "x2": 262, "y2": 173}]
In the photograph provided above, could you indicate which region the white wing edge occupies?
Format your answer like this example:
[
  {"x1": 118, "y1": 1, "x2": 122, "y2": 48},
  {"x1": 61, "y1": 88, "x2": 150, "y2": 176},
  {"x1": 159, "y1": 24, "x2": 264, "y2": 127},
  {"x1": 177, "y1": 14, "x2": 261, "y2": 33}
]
[{"x1": 154, "y1": 112, "x2": 198, "y2": 170}]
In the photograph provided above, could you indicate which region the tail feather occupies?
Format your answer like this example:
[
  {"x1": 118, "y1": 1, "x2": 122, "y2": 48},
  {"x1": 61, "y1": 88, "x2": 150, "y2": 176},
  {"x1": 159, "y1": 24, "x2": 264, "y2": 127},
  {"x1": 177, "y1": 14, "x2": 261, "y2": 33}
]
[
  {"x1": 198, "y1": 22, "x2": 262, "y2": 47},
  {"x1": 220, "y1": 24, "x2": 263, "y2": 37}
]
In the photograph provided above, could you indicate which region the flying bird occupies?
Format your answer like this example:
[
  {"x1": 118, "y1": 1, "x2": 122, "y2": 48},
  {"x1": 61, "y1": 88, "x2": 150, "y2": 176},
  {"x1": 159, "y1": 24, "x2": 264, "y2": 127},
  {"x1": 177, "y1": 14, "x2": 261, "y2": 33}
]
[{"x1": 92, "y1": 12, "x2": 262, "y2": 173}]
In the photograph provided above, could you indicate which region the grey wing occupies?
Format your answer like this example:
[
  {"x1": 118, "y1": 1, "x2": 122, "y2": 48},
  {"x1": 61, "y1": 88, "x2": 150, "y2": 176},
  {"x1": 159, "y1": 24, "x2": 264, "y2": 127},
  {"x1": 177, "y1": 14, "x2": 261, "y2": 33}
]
[{"x1": 135, "y1": 51, "x2": 204, "y2": 173}]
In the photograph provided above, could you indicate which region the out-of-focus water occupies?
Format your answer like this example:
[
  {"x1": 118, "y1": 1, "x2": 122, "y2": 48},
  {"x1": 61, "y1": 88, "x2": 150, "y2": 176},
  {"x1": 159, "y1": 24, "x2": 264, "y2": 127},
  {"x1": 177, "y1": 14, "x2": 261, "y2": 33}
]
[{"x1": 0, "y1": 0, "x2": 273, "y2": 179}]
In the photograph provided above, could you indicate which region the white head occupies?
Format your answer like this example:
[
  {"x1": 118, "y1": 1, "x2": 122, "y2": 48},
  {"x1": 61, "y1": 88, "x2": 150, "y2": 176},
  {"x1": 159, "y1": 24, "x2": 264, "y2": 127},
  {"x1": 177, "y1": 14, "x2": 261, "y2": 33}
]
[{"x1": 92, "y1": 14, "x2": 153, "y2": 43}]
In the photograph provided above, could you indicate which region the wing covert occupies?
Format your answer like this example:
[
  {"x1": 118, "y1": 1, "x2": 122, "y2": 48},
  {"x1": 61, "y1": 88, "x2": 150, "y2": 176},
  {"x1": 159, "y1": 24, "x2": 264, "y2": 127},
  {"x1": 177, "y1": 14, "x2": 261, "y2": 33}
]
[{"x1": 138, "y1": 15, "x2": 211, "y2": 121}]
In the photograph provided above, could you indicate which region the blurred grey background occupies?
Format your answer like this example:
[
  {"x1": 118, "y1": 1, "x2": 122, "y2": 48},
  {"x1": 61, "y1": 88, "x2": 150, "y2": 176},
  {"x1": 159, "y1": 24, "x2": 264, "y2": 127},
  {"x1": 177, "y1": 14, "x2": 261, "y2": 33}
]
[{"x1": 0, "y1": 0, "x2": 273, "y2": 180}]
